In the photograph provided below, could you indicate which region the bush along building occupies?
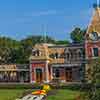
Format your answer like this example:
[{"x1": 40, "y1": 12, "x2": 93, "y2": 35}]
[{"x1": 0, "y1": 5, "x2": 100, "y2": 83}]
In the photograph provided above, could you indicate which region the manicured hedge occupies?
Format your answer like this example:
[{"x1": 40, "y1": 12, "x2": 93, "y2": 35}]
[
  {"x1": 0, "y1": 83, "x2": 99, "y2": 90},
  {"x1": 0, "y1": 83, "x2": 42, "y2": 89},
  {"x1": 50, "y1": 83, "x2": 100, "y2": 91}
]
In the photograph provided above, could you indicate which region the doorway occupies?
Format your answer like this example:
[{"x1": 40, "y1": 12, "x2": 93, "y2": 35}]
[
  {"x1": 35, "y1": 68, "x2": 43, "y2": 82},
  {"x1": 65, "y1": 68, "x2": 72, "y2": 82}
]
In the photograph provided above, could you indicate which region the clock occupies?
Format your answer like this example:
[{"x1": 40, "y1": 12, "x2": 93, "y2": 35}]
[{"x1": 89, "y1": 32, "x2": 98, "y2": 41}]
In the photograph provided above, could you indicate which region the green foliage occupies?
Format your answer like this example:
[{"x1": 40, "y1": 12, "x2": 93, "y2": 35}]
[
  {"x1": 0, "y1": 37, "x2": 21, "y2": 49},
  {"x1": 55, "y1": 40, "x2": 69, "y2": 45},
  {"x1": 0, "y1": 35, "x2": 69, "y2": 64},
  {"x1": 48, "y1": 89, "x2": 80, "y2": 100},
  {"x1": 82, "y1": 58, "x2": 100, "y2": 100},
  {"x1": 0, "y1": 83, "x2": 41, "y2": 89},
  {"x1": 70, "y1": 27, "x2": 86, "y2": 43}
]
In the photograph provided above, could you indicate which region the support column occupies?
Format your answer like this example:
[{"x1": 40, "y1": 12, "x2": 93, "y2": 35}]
[
  {"x1": 30, "y1": 64, "x2": 32, "y2": 83},
  {"x1": 45, "y1": 60, "x2": 49, "y2": 83},
  {"x1": 30, "y1": 63, "x2": 36, "y2": 83},
  {"x1": 50, "y1": 66, "x2": 53, "y2": 80}
]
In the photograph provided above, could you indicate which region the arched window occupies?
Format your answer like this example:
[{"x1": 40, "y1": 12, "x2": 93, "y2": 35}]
[
  {"x1": 77, "y1": 50, "x2": 82, "y2": 60},
  {"x1": 79, "y1": 51, "x2": 82, "y2": 58},
  {"x1": 32, "y1": 49, "x2": 37, "y2": 56},
  {"x1": 32, "y1": 49, "x2": 42, "y2": 56},
  {"x1": 60, "y1": 53, "x2": 65, "y2": 58},
  {"x1": 54, "y1": 68, "x2": 60, "y2": 78},
  {"x1": 64, "y1": 48, "x2": 70, "y2": 60},
  {"x1": 36, "y1": 50, "x2": 39, "y2": 56},
  {"x1": 67, "y1": 53, "x2": 70, "y2": 60},
  {"x1": 71, "y1": 52, "x2": 73, "y2": 59},
  {"x1": 49, "y1": 54, "x2": 55, "y2": 59},
  {"x1": 93, "y1": 48, "x2": 99, "y2": 57},
  {"x1": 55, "y1": 52, "x2": 59, "y2": 59}
]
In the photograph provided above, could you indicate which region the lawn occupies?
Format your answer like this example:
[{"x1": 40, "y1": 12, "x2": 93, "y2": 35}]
[
  {"x1": 0, "y1": 89, "x2": 26, "y2": 100},
  {"x1": 0, "y1": 89, "x2": 80, "y2": 100},
  {"x1": 48, "y1": 89, "x2": 80, "y2": 100}
]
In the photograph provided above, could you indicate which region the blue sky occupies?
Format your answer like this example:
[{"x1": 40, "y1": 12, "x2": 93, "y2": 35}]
[{"x1": 0, "y1": 0, "x2": 95, "y2": 40}]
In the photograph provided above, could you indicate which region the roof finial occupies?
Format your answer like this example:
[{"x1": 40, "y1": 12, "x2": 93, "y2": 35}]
[
  {"x1": 44, "y1": 24, "x2": 48, "y2": 43},
  {"x1": 41, "y1": 24, "x2": 47, "y2": 43},
  {"x1": 44, "y1": 31, "x2": 47, "y2": 43}
]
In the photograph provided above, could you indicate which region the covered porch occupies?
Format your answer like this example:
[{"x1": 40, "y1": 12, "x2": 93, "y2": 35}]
[{"x1": 51, "y1": 63, "x2": 83, "y2": 83}]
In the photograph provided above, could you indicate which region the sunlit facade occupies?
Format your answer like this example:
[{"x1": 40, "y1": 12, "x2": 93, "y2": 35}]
[
  {"x1": 30, "y1": 43, "x2": 85, "y2": 83},
  {"x1": 0, "y1": 64, "x2": 30, "y2": 83},
  {"x1": 0, "y1": 5, "x2": 100, "y2": 83}
]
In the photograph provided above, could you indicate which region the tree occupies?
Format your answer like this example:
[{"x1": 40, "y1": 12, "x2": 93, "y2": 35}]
[
  {"x1": 70, "y1": 27, "x2": 86, "y2": 43},
  {"x1": 0, "y1": 35, "x2": 69, "y2": 64},
  {"x1": 55, "y1": 40, "x2": 69, "y2": 45},
  {"x1": 82, "y1": 58, "x2": 100, "y2": 100},
  {"x1": 20, "y1": 35, "x2": 56, "y2": 63}
]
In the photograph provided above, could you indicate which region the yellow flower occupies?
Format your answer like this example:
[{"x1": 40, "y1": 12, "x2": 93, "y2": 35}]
[{"x1": 42, "y1": 84, "x2": 51, "y2": 92}]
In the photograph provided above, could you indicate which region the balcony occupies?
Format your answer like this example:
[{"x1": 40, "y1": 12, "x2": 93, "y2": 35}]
[{"x1": 51, "y1": 58, "x2": 64, "y2": 64}]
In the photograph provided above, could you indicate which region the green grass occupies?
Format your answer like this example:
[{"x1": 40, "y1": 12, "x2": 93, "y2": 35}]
[
  {"x1": 0, "y1": 89, "x2": 26, "y2": 100},
  {"x1": 48, "y1": 89, "x2": 80, "y2": 100},
  {"x1": 0, "y1": 89, "x2": 80, "y2": 100}
]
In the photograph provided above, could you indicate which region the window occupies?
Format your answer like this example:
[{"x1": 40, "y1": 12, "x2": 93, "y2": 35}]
[
  {"x1": 49, "y1": 54, "x2": 55, "y2": 59},
  {"x1": 78, "y1": 51, "x2": 82, "y2": 59},
  {"x1": 93, "y1": 48, "x2": 99, "y2": 57},
  {"x1": 53, "y1": 68, "x2": 60, "y2": 78},
  {"x1": 36, "y1": 50, "x2": 40, "y2": 56},
  {"x1": 55, "y1": 52, "x2": 59, "y2": 59},
  {"x1": 32, "y1": 50, "x2": 36, "y2": 56},
  {"x1": 67, "y1": 53, "x2": 70, "y2": 60},
  {"x1": 60, "y1": 53, "x2": 65, "y2": 58}
]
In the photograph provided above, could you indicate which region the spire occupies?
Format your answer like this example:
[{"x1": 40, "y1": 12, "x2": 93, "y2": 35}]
[{"x1": 86, "y1": 1, "x2": 100, "y2": 41}]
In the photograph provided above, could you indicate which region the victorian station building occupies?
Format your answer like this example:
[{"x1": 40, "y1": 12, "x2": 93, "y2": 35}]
[{"x1": 0, "y1": 5, "x2": 100, "y2": 83}]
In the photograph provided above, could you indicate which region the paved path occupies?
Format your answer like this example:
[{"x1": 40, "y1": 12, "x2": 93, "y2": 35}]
[{"x1": 16, "y1": 94, "x2": 46, "y2": 100}]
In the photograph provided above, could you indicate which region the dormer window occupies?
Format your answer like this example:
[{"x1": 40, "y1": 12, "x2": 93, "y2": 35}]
[
  {"x1": 32, "y1": 49, "x2": 36, "y2": 56},
  {"x1": 36, "y1": 50, "x2": 39, "y2": 56},
  {"x1": 32, "y1": 49, "x2": 41, "y2": 56},
  {"x1": 55, "y1": 52, "x2": 59, "y2": 59},
  {"x1": 60, "y1": 53, "x2": 65, "y2": 58}
]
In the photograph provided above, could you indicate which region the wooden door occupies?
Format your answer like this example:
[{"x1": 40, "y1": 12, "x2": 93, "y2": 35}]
[
  {"x1": 36, "y1": 68, "x2": 43, "y2": 82},
  {"x1": 65, "y1": 69, "x2": 72, "y2": 82}
]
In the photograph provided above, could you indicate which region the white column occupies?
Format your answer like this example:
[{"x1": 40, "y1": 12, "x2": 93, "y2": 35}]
[
  {"x1": 30, "y1": 63, "x2": 36, "y2": 83},
  {"x1": 50, "y1": 66, "x2": 53, "y2": 80},
  {"x1": 45, "y1": 60, "x2": 49, "y2": 83},
  {"x1": 30, "y1": 63, "x2": 32, "y2": 83}
]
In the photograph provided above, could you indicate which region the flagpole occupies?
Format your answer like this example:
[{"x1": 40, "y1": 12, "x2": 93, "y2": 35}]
[{"x1": 43, "y1": 25, "x2": 49, "y2": 83}]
